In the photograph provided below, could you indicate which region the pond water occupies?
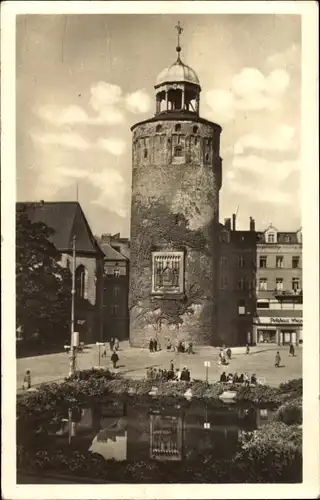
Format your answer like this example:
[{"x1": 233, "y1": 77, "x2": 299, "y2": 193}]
[{"x1": 52, "y1": 399, "x2": 274, "y2": 463}]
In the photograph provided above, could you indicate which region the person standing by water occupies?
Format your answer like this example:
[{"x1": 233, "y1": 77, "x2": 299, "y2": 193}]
[
  {"x1": 275, "y1": 351, "x2": 281, "y2": 367},
  {"x1": 111, "y1": 350, "x2": 119, "y2": 369},
  {"x1": 23, "y1": 370, "x2": 31, "y2": 390}
]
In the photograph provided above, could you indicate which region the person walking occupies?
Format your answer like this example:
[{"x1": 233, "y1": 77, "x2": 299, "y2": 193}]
[
  {"x1": 23, "y1": 370, "x2": 31, "y2": 390},
  {"x1": 220, "y1": 371, "x2": 227, "y2": 383},
  {"x1": 114, "y1": 337, "x2": 120, "y2": 351},
  {"x1": 153, "y1": 338, "x2": 158, "y2": 352},
  {"x1": 169, "y1": 359, "x2": 174, "y2": 372},
  {"x1": 275, "y1": 351, "x2": 281, "y2": 368},
  {"x1": 226, "y1": 348, "x2": 232, "y2": 360},
  {"x1": 289, "y1": 343, "x2": 295, "y2": 356},
  {"x1": 149, "y1": 338, "x2": 154, "y2": 353},
  {"x1": 111, "y1": 350, "x2": 119, "y2": 369},
  {"x1": 109, "y1": 337, "x2": 114, "y2": 351},
  {"x1": 246, "y1": 344, "x2": 250, "y2": 355}
]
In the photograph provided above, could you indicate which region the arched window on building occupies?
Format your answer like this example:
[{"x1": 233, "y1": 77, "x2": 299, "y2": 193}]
[
  {"x1": 174, "y1": 146, "x2": 183, "y2": 157},
  {"x1": 75, "y1": 265, "x2": 88, "y2": 300}
]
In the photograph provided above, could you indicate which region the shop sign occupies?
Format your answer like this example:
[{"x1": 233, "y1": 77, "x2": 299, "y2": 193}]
[{"x1": 255, "y1": 316, "x2": 302, "y2": 325}]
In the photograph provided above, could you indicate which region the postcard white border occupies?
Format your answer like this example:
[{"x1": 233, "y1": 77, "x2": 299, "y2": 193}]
[{"x1": 1, "y1": 1, "x2": 319, "y2": 499}]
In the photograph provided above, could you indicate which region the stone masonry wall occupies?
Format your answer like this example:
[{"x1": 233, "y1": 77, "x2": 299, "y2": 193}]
[{"x1": 130, "y1": 118, "x2": 222, "y2": 347}]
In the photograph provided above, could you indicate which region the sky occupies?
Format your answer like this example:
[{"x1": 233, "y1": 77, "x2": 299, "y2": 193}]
[{"x1": 16, "y1": 14, "x2": 301, "y2": 237}]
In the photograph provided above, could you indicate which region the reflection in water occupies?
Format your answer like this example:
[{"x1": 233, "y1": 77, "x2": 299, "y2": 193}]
[{"x1": 57, "y1": 401, "x2": 274, "y2": 463}]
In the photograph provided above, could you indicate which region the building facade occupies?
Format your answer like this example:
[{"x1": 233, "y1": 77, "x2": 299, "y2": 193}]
[
  {"x1": 217, "y1": 216, "x2": 257, "y2": 346},
  {"x1": 129, "y1": 30, "x2": 223, "y2": 347},
  {"x1": 254, "y1": 224, "x2": 303, "y2": 345},
  {"x1": 17, "y1": 201, "x2": 104, "y2": 344},
  {"x1": 98, "y1": 234, "x2": 130, "y2": 342}
]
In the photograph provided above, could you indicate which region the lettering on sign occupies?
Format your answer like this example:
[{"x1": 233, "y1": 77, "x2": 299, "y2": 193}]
[{"x1": 270, "y1": 317, "x2": 303, "y2": 325}]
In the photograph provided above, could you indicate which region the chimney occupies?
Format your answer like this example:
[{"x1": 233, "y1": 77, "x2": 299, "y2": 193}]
[
  {"x1": 232, "y1": 213, "x2": 236, "y2": 231},
  {"x1": 101, "y1": 233, "x2": 111, "y2": 244},
  {"x1": 224, "y1": 218, "x2": 231, "y2": 231},
  {"x1": 249, "y1": 217, "x2": 255, "y2": 232}
]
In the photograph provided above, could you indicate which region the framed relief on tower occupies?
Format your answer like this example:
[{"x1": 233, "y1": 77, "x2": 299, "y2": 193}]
[{"x1": 151, "y1": 251, "x2": 184, "y2": 296}]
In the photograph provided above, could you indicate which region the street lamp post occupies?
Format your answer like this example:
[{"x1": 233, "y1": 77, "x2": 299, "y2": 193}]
[
  {"x1": 96, "y1": 342, "x2": 104, "y2": 367},
  {"x1": 69, "y1": 235, "x2": 76, "y2": 377}
]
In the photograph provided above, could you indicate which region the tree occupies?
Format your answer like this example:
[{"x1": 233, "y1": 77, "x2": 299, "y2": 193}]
[{"x1": 16, "y1": 205, "x2": 72, "y2": 344}]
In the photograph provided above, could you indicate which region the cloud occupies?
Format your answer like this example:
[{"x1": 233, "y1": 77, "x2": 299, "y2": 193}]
[
  {"x1": 267, "y1": 44, "x2": 301, "y2": 70},
  {"x1": 31, "y1": 130, "x2": 126, "y2": 156},
  {"x1": 36, "y1": 105, "x2": 89, "y2": 126},
  {"x1": 31, "y1": 131, "x2": 91, "y2": 151},
  {"x1": 232, "y1": 154, "x2": 300, "y2": 182},
  {"x1": 234, "y1": 125, "x2": 296, "y2": 154},
  {"x1": 204, "y1": 67, "x2": 290, "y2": 123},
  {"x1": 125, "y1": 90, "x2": 152, "y2": 114},
  {"x1": 97, "y1": 137, "x2": 127, "y2": 156},
  {"x1": 90, "y1": 81, "x2": 123, "y2": 109},
  {"x1": 89, "y1": 169, "x2": 129, "y2": 218}
]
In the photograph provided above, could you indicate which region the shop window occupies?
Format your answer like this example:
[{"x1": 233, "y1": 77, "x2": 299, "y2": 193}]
[
  {"x1": 276, "y1": 256, "x2": 283, "y2": 268},
  {"x1": 75, "y1": 265, "x2": 88, "y2": 300},
  {"x1": 259, "y1": 256, "x2": 267, "y2": 268},
  {"x1": 292, "y1": 256, "x2": 300, "y2": 269},
  {"x1": 152, "y1": 251, "x2": 184, "y2": 295},
  {"x1": 259, "y1": 330, "x2": 277, "y2": 343},
  {"x1": 238, "y1": 255, "x2": 245, "y2": 268},
  {"x1": 257, "y1": 300, "x2": 269, "y2": 309},
  {"x1": 292, "y1": 277, "x2": 300, "y2": 291},
  {"x1": 238, "y1": 300, "x2": 246, "y2": 315},
  {"x1": 259, "y1": 278, "x2": 267, "y2": 291}
]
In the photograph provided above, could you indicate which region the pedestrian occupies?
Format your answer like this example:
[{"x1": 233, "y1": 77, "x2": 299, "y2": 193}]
[
  {"x1": 111, "y1": 350, "x2": 119, "y2": 369},
  {"x1": 233, "y1": 372, "x2": 239, "y2": 384},
  {"x1": 220, "y1": 371, "x2": 227, "y2": 383},
  {"x1": 251, "y1": 373, "x2": 257, "y2": 385},
  {"x1": 238, "y1": 373, "x2": 244, "y2": 384},
  {"x1": 226, "y1": 348, "x2": 232, "y2": 360},
  {"x1": 289, "y1": 343, "x2": 295, "y2": 356},
  {"x1": 154, "y1": 338, "x2": 158, "y2": 352},
  {"x1": 175, "y1": 368, "x2": 181, "y2": 381},
  {"x1": 246, "y1": 344, "x2": 250, "y2": 355},
  {"x1": 23, "y1": 370, "x2": 31, "y2": 390},
  {"x1": 243, "y1": 372, "x2": 250, "y2": 385},
  {"x1": 227, "y1": 373, "x2": 233, "y2": 384},
  {"x1": 275, "y1": 351, "x2": 281, "y2": 367},
  {"x1": 149, "y1": 338, "x2": 154, "y2": 353},
  {"x1": 166, "y1": 339, "x2": 172, "y2": 351},
  {"x1": 101, "y1": 343, "x2": 107, "y2": 357},
  {"x1": 114, "y1": 337, "x2": 119, "y2": 351},
  {"x1": 109, "y1": 337, "x2": 114, "y2": 351},
  {"x1": 169, "y1": 359, "x2": 174, "y2": 372}
]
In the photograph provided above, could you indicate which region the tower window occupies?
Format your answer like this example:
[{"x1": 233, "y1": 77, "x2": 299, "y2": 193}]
[
  {"x1": 174, "y1": 146, "x2": 183, "y2": 157},
  {"x1": 175, "y1": 124, "x2": 181, "y2": 132},
  {"x1": 144, "y1": 149, "x2": 148, "y2": 159},
  {"x1": 205, "y1": 153, "x2": 209, "y2": 162},
  {"x1": 156, "y1": 124, "x2": 162, "y2": 133},
  {"x1": 193, "y1": 125, "x2": 198, "y2": 134}
]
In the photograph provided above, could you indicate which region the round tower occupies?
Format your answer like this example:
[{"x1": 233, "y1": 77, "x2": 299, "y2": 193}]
[{"x1": 129, "y1": 23, "x2": 223, "y2": 347}]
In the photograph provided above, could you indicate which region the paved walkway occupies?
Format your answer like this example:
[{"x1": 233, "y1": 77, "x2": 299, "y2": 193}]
[{"x1": 17, "y1": 343, "x2": 302, "y2": 391}]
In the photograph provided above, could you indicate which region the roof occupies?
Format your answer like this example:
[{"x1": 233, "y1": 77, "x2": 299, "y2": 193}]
[
  {"x1": 156, "y1": 58, "x2": 200, "y2": 87},
  {"x1": 100, "y1": 242, "x2": 128, "y2": 261},
  {"x1": 257, "y1": 231, "x2": 301, "y2": 244},
  {"x1": 16, "y1": 201, "x2": 102, "y2": 255}
]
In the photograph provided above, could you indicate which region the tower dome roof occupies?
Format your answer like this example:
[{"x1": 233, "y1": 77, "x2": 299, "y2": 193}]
[{"x1": 156, "y1": 59, "x2": 200, "y2": 87}]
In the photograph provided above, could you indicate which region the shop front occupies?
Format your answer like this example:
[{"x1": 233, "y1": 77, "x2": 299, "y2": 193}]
[{"x1": 253, "y1": 316, "x2": 302, "y2": 346}]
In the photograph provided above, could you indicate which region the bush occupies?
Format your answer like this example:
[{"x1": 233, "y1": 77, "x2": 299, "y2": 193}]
[{"x1": 273, "y1": 398, "x2": 302, "y2": 426}]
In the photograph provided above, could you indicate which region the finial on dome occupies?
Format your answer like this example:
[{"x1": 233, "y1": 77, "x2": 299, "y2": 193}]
[{"x1": 175, "y1": 21, "x2": 183, "y2": 61}]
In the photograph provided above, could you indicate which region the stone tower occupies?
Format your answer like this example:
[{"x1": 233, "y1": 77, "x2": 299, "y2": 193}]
[{"x1": 129, "y1": 23, "x2": 223, "y2": 347}]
